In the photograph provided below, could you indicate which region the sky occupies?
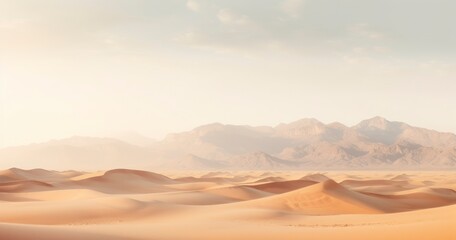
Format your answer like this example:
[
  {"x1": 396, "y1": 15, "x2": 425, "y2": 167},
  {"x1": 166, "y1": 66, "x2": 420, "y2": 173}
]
[{"x1": 1, "y1": 0, "x2": 456, "y2": 147}]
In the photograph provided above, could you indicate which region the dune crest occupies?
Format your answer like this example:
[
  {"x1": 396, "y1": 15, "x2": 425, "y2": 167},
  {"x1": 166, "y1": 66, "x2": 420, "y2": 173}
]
[{"x1": 0, "y1": 169, "x2": 455, "y2": 239}]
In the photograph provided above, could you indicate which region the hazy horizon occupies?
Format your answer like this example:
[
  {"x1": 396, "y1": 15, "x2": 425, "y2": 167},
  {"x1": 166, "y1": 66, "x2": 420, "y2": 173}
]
[
  {"x1": 2, "y1": 115, "x2": 456, "y2": 148},
  {"x1": 0, "y1": 2, "x2": 455, "y2": 239},
  {"x1": 1, "y1": 0, "x2": 456, "y2": 148}
]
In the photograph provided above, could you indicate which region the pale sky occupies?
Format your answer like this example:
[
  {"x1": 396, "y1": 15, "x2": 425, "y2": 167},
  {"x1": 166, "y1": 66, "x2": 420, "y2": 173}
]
[{"x1": 1, "y1": 0, "x2": 456, "y2": 147}]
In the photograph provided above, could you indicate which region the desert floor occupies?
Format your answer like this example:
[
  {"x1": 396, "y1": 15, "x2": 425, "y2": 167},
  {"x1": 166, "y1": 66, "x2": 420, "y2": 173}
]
[{"x1": 0, "y1": 168, "x2": 455, "y2": 240}]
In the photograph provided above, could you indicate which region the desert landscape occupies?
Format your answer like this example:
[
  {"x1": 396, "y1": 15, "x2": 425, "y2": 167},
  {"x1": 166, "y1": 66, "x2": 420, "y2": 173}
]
[
  {"x1": 2, "y1": 0, "x2": 456, "y2": 239},
  {"x1": 1, "y1": 117, "x2": 456, "y2": 239},
  {"x1": 0, "y1": 168, "x2": 455, "y2": 240}
]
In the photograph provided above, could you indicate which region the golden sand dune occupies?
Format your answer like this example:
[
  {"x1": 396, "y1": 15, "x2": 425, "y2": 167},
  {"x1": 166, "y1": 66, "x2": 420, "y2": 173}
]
[
  {"x1": 0, "y1": 169, "x2": 455, "y2": 239},
  {"x1": 247, "y1": 179, "x2": 317, "y2": 193},
  {"x1": 74, "y1": 169, "x2": 175, "y2": 194},
  {"x1": 252, "y1": 176, "x2": 286, "y2": 183},
  {"x1": 0, "y1": 168, "x2": 68, "y2": 182},
  {"x1": 241, "y1": 179, "x2": 391, "y2": 214},
  {"x1": 0, "y1": 180, "x2": 54, "y2": 193}
]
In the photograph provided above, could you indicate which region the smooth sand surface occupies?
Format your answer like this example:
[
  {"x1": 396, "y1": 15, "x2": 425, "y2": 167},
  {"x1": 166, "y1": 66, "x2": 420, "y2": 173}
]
[{"x1": 0, "y1": 169, "x2": 455, "y2": 239}]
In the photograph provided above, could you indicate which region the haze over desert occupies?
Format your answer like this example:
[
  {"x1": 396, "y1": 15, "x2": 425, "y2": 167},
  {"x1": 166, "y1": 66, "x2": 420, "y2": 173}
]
[
  {"x1": 2, "y1": 0, "x2": 456, "y2": 239},
  {"x1": 0, "y1": 117, "x2": 454, "y2": 239}
]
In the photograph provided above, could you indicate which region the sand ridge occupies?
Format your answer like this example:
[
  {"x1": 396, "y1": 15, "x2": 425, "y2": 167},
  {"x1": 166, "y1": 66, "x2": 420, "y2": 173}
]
[{"x1": 0, "y1": 169, "x2": 455, "y2": 239}]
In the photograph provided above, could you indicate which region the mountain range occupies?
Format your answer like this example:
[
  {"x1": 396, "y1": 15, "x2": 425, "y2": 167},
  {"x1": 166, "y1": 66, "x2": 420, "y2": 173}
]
[{"x1": 1, "y1": 116, "x2": 455, "y2": 170}]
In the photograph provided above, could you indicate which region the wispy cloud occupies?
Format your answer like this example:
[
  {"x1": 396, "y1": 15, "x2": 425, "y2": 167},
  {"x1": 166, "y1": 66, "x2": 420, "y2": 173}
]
[
  {"x1": 186, "y1": 0, "x2": 200, "y2": 12},
  {"x1": 349, "y1": 23, "x2": 384, "y2": 40},
  {"x1": 217, "y1": 9, "x2": 252, "y2": 26},
  {"x1": 281, "y1": 0, "x2": 305, "y2": 18}
]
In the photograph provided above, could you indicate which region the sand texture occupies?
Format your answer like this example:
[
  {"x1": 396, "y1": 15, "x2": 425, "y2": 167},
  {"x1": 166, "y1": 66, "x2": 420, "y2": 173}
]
[{"x1": 0, "y1": 168, "x2": 455, "y2": 240}]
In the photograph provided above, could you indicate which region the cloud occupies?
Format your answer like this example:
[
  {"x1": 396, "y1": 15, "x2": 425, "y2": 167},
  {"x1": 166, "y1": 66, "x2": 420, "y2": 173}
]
[
  {"x1": 281, "y1": 0, "x2": 305, "y2": 18},
  {"x1": 217, "y1": 9, "x2": 252, "y2": 26},
  {"x1": 349, "y1": 23, "x2": 384, "y2": 40},
  {"x1": 186, "y1": 0, "x2": 200, "y2": 12},
  {"x1": 2, "y1": 0, "x2": 452, "y2": 61}
]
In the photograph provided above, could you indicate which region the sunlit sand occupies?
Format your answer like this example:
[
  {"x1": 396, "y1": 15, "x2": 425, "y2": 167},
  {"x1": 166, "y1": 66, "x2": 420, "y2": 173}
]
[{"x1": 0, "y1": 168, "x2": 454, "y2": 239}]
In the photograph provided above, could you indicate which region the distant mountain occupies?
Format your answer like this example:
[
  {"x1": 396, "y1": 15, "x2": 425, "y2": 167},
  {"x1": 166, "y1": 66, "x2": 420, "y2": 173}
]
[
  {"x1": 109, "y1": 132, "x2": 157, "y2": 147},
  {"x1": 1, "y1": 117, "x2": 455, "y2": 170},
  {"x1": 160, "y1": 154, "x2": 227, "y2": 170},
  {"x1": 226, "y1": 152, "x2": 299, "y2": 170},
  {"x1": 0, "y1": 136, "x2": 156, "y2": 170},
  {"x1": 354, "y1": 116, "x2": 456, "y2": 147}
]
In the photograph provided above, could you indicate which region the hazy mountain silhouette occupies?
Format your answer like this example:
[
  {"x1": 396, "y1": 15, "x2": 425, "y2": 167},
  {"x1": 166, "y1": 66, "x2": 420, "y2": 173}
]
[{"x1": 1, "y1": 117, "x2": 455, "y2": 170}]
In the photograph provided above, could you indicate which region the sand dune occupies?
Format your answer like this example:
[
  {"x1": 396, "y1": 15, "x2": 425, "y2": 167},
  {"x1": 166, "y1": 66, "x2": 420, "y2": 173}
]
[
  {"x1": 242, "y1": 179, "x2": 394, "y2": 214},
  {"x1": 0, "y1": 180, "x2": 54, "y2": 193},
  {"x1": 97, "y1": 169, "x2": 174, "y2": 183},
  {"x1": 253, "y1": 176, "x2": 286, "y2": 183},
  {"x1": 0, "y1": 168, "x2": 67, "y2": 182},
  {"x1": 362, "y1": 187, "x2": 456, "y2": 210},
  {"x1": 205, "y1": 186, "x2": 272, "y2": 201},
  {"x1": 247, "y1": 179, "x2": 317, "y2": 193},
  {"x1": 340, "y1": 179, "x2": 413, "y2": 194},
  {"x1": 301, "y1": 173, "x2": 331, "y2": 182},
  {"x1": 0, "y1": 169, "x2": 454, "y2": 239},
  {"x1": 74, "y1": 169, "x2": 175, "y2": 194},
  {"x1": 340, "y1": 179, "x2": 410, "y2": 187},
  {"x1": 0, "y1": 223, "x2": 126, "y2": 240}
]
